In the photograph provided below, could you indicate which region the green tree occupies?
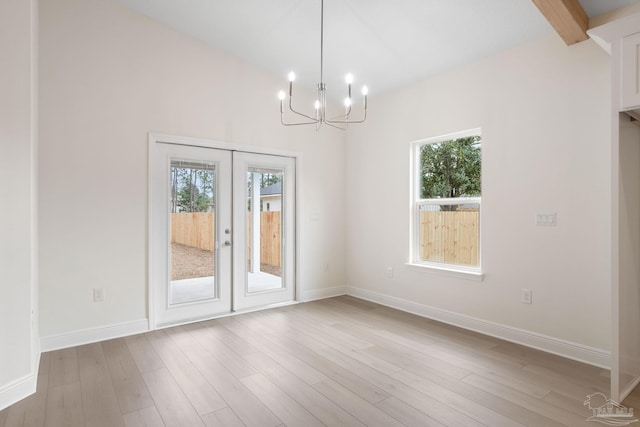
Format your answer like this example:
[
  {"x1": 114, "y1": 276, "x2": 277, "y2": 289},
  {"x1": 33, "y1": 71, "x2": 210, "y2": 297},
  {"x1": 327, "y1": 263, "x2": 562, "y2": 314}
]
[
  {"x1": 260, "y1": 173, "x2": 282, "y2": 188},
  {"x1": 420, "y1": 136, "x2": 481, "y2": 206},
  {"x1": 171, "y1": 166, "x2": 215, "y2": 212}
]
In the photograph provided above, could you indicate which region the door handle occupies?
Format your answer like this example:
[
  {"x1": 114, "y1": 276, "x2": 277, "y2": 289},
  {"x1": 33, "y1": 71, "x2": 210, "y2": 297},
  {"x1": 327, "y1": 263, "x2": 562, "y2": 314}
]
[{"x1": 224, "y1": 240, "x2": 232, "y2": 247}]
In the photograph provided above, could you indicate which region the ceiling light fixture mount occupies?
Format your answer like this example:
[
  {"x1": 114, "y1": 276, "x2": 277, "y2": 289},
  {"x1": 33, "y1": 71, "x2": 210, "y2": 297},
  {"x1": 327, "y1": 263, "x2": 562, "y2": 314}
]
[{"x1": 278, "y1": 0, "x2": 368, "y2": 130}]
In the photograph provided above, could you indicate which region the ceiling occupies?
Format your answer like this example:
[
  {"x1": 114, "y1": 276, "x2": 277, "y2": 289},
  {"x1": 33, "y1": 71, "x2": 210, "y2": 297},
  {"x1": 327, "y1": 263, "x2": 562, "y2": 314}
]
[{"x1": 115, "y1": 0, "x2": 639, "y2": 100}]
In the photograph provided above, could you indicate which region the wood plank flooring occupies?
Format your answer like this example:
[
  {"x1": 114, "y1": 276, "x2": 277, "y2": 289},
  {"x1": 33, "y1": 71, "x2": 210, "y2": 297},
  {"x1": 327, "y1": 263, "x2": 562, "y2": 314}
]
[{"x1": 0, "y1": 296, "x2": 617, "y2": 426}]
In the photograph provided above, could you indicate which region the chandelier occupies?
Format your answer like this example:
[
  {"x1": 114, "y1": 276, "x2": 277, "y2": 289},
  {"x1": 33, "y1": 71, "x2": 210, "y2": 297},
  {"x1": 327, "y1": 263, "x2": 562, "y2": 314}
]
[{"x1": 278, "y1": 0, "x2": 368, "y2": 130}]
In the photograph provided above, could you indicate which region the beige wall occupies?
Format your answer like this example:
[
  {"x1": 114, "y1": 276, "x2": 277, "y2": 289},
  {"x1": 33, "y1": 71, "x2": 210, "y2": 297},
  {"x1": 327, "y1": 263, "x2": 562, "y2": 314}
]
[
  {"x1": 346, "y1": 34, "x2": 612, "y2": 354},
  {"x1": 38, "y1": 0, "x2": 347, "y2": 338},
  {"x1": 0, "y1": 0, "x2": 39, "y2": 409}
]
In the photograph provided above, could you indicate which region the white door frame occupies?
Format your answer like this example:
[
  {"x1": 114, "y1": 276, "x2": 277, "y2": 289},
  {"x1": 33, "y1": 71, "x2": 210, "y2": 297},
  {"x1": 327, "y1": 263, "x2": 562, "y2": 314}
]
[{"x1": 147, "y1": 133, "x2": 303, "y2": 329}]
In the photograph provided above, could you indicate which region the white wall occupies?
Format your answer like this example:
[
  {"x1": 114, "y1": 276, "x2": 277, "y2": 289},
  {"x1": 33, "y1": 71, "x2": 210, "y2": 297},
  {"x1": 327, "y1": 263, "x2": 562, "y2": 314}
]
[
  {"x1": 262, "y1": 195, "x2": 281, "y2": 212},
  {"x1": 36, "y1": 0, "x2": 618, "y2": 368},
  {"x1": 0, "y1": 0, "x2": 39, "y2": 410},
  {"x1": 39, "y1": 0, "x2": 347, "y2": 341},
  {"x1": 346, "y1": 34, "x2": 612, "y2": 361}
]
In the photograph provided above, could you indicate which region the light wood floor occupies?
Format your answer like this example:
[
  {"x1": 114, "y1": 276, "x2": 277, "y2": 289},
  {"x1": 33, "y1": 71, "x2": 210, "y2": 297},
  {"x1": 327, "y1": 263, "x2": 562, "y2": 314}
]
[{"x1": 0, "y1": 296, "x2": 617, "y2": 426}]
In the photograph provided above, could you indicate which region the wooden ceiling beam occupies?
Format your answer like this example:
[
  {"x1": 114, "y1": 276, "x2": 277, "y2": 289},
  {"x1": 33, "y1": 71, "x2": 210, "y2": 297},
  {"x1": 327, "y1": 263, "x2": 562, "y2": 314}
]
[{"x1": 532, "y1": 0, "x2": 589, "y2": 45}]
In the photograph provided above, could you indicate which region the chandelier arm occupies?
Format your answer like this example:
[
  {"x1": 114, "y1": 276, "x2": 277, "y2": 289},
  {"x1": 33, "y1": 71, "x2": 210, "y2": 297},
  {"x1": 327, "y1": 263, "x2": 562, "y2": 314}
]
[
  {"x1": 281, "y1": 119, "x2": 321, "y2": 126},
  {"x1": 287, "y1": 97, "x2": 319, "y2": 122},
  {"x1": 327, "y1": 104, "x2": 353, "y2": 121},
  {"x1": 326, "y1": 107, "x2": 367, "y2": 125},
  {"x1": 324, "y1": 121, "x2": 346, "y2": 130},
  {"x1": 281, "y1": 110, "x2": 319, "y2": 126}
]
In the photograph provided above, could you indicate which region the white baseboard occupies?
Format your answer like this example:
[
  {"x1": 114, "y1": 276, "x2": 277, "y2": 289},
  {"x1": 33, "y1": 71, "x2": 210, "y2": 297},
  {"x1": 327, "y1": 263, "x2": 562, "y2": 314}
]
[
  {"x1": 0, "y1": 372, "x2": 37, "y2": 411},
  {"x1": 620, "y1": 374, "x2": 640, "y2": 402},
  {"x1": 303, "y1": 286, "x2": 347, "y2": 302},
  {"x1": 0, "y1": 350, "x2": 40, "y2": 411},
  {"x1": 346, "y1": 286, "x2": 611, "y2": 369},
  {"x1": 40, "y1": 319, "x2": 149, "y2": 352}
]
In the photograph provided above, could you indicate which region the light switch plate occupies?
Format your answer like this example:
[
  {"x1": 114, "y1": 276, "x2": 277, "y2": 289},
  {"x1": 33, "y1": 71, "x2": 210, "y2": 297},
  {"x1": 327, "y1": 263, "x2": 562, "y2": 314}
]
[{"x1": 535, "y1": 213, "x2": 557, "y2": 226}]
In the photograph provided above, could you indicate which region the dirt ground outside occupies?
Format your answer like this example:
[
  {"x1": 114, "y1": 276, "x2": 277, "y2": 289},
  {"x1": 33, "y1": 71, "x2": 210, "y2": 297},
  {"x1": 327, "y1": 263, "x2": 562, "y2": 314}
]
[{"x1": 171, "y1": 243, "x2": 282, "y2": 281}]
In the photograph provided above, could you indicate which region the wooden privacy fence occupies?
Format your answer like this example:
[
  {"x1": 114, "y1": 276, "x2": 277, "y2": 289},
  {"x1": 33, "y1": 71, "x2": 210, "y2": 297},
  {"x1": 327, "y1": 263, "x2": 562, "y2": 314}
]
[
  {"x1": 170, "y1": 212, "x2": 281, "y2": 267},
  {"x1": 250, "y1": 211, "x2": 281, "y2": 267},
  {"x1": 420, "y1": 210, "x2": 479, "y2": 266},
  {"x1": 171, "y1": 213, "x2": 215, "y2": 251}
]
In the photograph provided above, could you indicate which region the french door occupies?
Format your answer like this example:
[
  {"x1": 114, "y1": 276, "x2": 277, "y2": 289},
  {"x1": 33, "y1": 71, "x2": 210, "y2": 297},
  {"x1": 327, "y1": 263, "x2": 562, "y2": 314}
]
[
  {"x1": 233, "y1": 152, "x2": 296, "y2": 310},
  {"x1": 150, "y1": 142, "x2": 295, "y2": 328}
]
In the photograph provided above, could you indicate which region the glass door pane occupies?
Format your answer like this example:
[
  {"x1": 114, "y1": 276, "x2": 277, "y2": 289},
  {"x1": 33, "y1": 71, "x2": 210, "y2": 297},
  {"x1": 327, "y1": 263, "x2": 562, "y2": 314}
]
[
  {"x1": 246, "y1": 167, "x2": 284, "y2": 293},
  {"x1": 169, "y1": 160, "x2": 216, "y2": 305}
]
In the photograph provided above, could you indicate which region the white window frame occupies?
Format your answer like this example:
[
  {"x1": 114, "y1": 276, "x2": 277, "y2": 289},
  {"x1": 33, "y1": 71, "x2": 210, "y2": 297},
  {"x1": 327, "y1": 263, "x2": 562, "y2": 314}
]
[{"x1": 408, "y1": 128, "x2": 483, "y2": 280}]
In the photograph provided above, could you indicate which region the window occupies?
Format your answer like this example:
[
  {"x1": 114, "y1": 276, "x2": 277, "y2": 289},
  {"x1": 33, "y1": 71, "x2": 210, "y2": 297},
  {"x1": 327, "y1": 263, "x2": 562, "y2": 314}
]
[{"x1": 411, "y1": 129, "x2": 481, "y2": 274}]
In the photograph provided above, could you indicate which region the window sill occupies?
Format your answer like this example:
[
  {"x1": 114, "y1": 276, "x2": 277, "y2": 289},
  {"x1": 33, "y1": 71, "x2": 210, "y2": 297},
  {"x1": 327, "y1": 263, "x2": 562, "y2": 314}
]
[{"x1": 405, "y1": 263, "x2": 484, "y2": 282}]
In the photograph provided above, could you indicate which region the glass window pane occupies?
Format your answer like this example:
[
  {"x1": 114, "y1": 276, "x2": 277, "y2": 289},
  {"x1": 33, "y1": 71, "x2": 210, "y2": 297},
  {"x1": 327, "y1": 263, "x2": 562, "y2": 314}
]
[
  {"x1": 246, "y1": 168, "x2": 283, "y2": 293},
  {"x1": 169, "y1": 160, "x2": 216, "y2": 304},
  {"x1": 418, "y1": 203, "x2": 479, "y2": 267},
  {"x1": 420, "y1": 135, "x2": 481, "y2": 199}
]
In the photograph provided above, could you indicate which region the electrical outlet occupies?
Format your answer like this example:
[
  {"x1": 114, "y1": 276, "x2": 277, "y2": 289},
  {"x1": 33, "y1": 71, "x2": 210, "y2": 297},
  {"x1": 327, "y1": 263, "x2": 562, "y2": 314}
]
[
  {"x1": 387, "y1": 267, "x2": 393, "y2": 278},
  {"x1": 521, "y1": 288, "x2": 532, "y2": 304},
  {"x1": 93, "y1": 287, "x2": 105, "y2": 303}
]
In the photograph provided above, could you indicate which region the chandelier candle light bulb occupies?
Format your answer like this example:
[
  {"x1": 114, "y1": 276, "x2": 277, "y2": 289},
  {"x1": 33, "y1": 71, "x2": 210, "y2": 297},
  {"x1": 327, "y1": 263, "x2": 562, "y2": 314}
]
[{"x1": 277, "y1": 0, "x2": 368, "y2": 130}]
